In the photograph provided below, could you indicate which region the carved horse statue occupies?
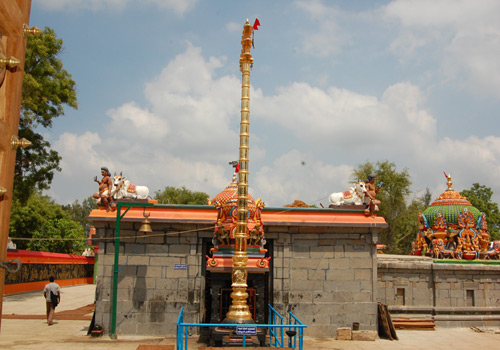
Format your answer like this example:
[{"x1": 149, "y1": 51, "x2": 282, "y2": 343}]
[
  {"x1": 329, "y1": 181, "x2": 367, "y2": 206},
  {"x1": 485, "y1": 241, "x2": 500, "y2": 260},
  {"x1": 434, "y1": 238, "x2": 456, "y2": 259},
  {"x1": 111, "y1": 173, "x2": 149, "y2": 200}
]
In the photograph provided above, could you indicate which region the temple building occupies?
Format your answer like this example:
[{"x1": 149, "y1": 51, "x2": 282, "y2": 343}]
[
  {"x1": 87, "y1": 20, "x2": 499, "y2": 340},
  {"x1": 87, "y1": 170, "x2": 500, "y2": 337},
  {"x1": 88, "y1": 171, "x2": 388, "y2": 337},
  {"x1": 411, "y1": 173, "x2": 499, "y2": 260}
]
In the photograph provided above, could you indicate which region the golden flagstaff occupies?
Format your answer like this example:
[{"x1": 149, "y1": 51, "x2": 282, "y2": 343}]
[{"x1": 225, "y1": 19, "x2": 255, "y2": 323}]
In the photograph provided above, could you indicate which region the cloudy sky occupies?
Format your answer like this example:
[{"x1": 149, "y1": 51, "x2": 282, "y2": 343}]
[{"x1": 30, "y1": 0, "x2": 500, "y2": 207}]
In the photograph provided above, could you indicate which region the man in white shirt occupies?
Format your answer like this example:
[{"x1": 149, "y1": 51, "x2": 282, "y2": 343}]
[{"x1": 43, "y1": 276, "x2": 61, "y2": 325}]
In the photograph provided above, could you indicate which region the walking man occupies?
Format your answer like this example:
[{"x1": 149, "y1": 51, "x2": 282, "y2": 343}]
[{"x1": 43, "y1": 276, "x2": 60, "y2": 325}]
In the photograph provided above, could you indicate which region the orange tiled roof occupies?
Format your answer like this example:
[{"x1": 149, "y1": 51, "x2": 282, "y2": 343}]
[{"x1": 88, "y1": 203, "x2": 387, "y2": 228}]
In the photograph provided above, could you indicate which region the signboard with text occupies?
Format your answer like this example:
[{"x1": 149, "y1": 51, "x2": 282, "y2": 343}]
[{"x1": 236, "y1": 326, "x2": 257, "y2": 335}]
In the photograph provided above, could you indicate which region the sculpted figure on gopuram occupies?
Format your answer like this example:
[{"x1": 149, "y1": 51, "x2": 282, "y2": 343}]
[
  {"x1": 410, "y1": 172, "x2": 496, "y2": 260},
  {"x1": 328, "y1": 175, "x2": 383, "y2": 218},
  {"x1": 93, "y1": 166, "x2": 115, "y2": 212},
  {"x1": 111, "y1": 172, "x2": 149, "y2": 200},
  {"x1": 364, "y1": 175, "x2": 383, "y2": 217},
  {"x1": 205, "y1": 163, "x2": 270, "y2": 272}
]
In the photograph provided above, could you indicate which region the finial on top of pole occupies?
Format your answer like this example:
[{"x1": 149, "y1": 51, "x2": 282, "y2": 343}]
[{"x1": 240, "y1": 19, "x2": 254, "y2": 71}]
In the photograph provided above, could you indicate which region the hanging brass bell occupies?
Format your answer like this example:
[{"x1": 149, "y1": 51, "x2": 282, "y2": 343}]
[{"x1": 138, "y1": 212, "x2": 152, "y2": 234}]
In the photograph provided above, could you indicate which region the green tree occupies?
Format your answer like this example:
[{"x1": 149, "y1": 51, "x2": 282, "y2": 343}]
[
  {"x1": 392, "y1": 188, "x2": 432, "y2": 254},
  {"x1": 352, "y1": 161, "x2": 412, "y2": 252},
  {"x1": 62, "y1": 196, "x2": 98, "y2": 235},
  {"x1": 9, "y1": 193, "x2": 88, "y2": 253},
  {"x1": 460, "y1": 183, "x2": 500, "y2": 240},
  {"x1": 154, "y1": 186, "x2": 209, "y2": 205},
  {"x1": 28, "y1": 218, "x2": 85, "y2": 254},
  {"x1": 9, "y1": 193, "x2": 70, "y2": 250},
  {"x1": 15, "y1": 27, "x2": 77, "y2": 203}
]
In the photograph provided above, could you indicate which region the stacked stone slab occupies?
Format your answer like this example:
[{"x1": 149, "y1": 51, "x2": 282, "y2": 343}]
[
  {"x1": 94, "y1": 222, "x2": 205, "y2": 336},
  {"x1": 267, "y1": 226, "x2": 379, "y2": 336},
  {"x1": 377, "y1": 254, "x2": 500, "y2": 327}
]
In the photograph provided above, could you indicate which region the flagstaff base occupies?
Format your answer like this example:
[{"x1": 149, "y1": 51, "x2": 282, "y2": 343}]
[{"x1": 210, "y1": 325, "x2": 267, "y2": 347}]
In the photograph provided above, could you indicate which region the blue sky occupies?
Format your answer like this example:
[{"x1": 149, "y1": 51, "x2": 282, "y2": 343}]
[{"x1": 31, "y1": 0, "x2": 500, "y2": 207}]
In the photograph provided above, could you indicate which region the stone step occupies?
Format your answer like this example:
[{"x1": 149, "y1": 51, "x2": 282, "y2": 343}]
[
  {"x1": 392, "y1": 318, "x2": 436, "y2": 330},
  {"x1": 136, "y1": 346, "x2": 175, "y2": 350}
]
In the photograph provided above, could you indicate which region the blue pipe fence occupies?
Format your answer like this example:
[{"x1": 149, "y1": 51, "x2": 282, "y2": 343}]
[{"x1": 176, "y1": 304, "x2": 307, "y2": 350}]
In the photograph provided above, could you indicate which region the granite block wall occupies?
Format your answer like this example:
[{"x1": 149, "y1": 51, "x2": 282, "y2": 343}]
[
  {"x1": 266, "y1": 225, "x2": 379, "y2": 337},
  {"x1": 377, "y1": 255, "x2": 500, "y2": 327},
  {"x1": 92, "y1": 220, "x2": 380, "y2": 337},
  {"x1": 93, "y1": 222, "x2": 209, "y2": 336}
]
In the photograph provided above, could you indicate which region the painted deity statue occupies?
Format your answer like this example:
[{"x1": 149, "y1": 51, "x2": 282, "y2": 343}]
[
  {"x1": 93, "y1": 167, "x2": 114, "y2": 212},
  {"x1": 364, "y1": 175, "x2": 382, "y2": 217},
  {"x1": 457, "y1": 208, "x2": 479, "y2": 259},
  {"x1": 476, "y1": 213, "x2": 490, "y2": 256},
  {"x1": 206, "y1": 164, "x2": 270, "y2": 271},
  {"x1": 410, "y1": 173, "x2": 492, "y2": 260},
  {"x1": 410, "y1": 214, "x2": 430, "y2": 256}
]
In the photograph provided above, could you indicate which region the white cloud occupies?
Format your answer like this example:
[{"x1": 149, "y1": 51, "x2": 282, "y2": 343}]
[
  {"x1": 144, "y1": 43, "x2": 242, "y2": 159},
  {"x1": 384, "y1": 0, "x2": 496, "y2": 28},
  {"x1": 254, "y1": 81, "x2": 436, "y2": 157},
  {"x1": 54, "y1": 131, "x2": 108, "y2": 176},
  {"x1": 389, "y1": 32, "x2": 429, "y2": 58},
  {"x1": 253, "y1": 78, "x2": 500, "y2": 204},
  {"x1": 409, "y1": 135, "x2": 500, "y2": 205},
  {"x1": 383, "y1": 0, "x2": 500, "y2": 98},
  {"x1": 381, "y1": 82, "x2": 435, "y2": 135},
  {"x1": 38, "y1": 0, "x2": 197, "y2": 15},
  {"x1": 149, "y1": 0, "x2": 198, "y2": 16},
  {"x1": 107, "y1": 102, "x2": 169, "y2": 142},
  {"x1": 48, "y1": 131, "x2": 112, "y2": 204},
  {"x1": 49, "y1": 42, "x2": 500, "y2": 207},
  {"x1": 253, "y1": 150, "x2": 354, "y2": 207},
  {"x1": 49, "y1": 44, "x2": 244, "y2": 203},
  {"x1": 38, "y1": 0, "x2": 128, "y2": 11},
  {"x1": 294, "y1": 0, "x2": 349, "y2": 57}
]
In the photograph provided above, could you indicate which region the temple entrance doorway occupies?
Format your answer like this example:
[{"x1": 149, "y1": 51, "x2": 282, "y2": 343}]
[{"x1": 202, "y1": 239, "x2": 273, "y2": 325}]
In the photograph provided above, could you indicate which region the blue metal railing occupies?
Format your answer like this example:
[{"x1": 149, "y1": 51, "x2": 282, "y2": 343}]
[
  {"x1": 268, "y1": 304, "x2": 284, "y2": 347},
  {"x1": 176, "y1": 305, "x2": 306, "y2": 350},
  {"x1": 287, "y1": 311, "x2": 305, "y2": 350}
]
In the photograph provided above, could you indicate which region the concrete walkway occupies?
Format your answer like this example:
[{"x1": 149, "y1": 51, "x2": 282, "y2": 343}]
[{"x1": 1, "y1": 284, "x2": 499, "y2": 350}]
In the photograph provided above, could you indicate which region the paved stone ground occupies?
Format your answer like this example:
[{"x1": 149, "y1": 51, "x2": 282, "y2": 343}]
[{"x1": 1, "y1": 285, "x2": 499, "y2": 350}]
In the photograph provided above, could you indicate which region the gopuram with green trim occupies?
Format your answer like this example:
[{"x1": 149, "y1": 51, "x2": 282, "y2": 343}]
[
  {"x1": 379, "y1": 173, "x2": 500, "y2": 326},
  {"x1": 410, "y1": 173, "x2": 499, "y2": 260}
]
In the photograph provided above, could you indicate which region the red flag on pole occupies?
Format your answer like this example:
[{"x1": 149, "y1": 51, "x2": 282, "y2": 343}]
[
  {"x1": 252, "y1": 19, "x2": 260, "y2": 48},
  {"x1": 235, "y1": 163, "x2": 240, "y2": 173},
  {"x1": 253, "y1": 18, "x2": 260, "y2": 30}
]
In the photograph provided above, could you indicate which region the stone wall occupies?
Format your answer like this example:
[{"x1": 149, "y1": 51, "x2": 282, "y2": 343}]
[
  {"x1": 377, "y1": 255, "x2": 500, "y2": 327},
  {"x1": 92, "y1": 220, "x2": 380, "y2": 337},
  {"x1": 92, "y1": 210, "x2": 500, "y2": 338},
  {"x1": 93, "y1": 222, "x2": 210, "y2": 336},
  {"x1": 267, "y1": 225, "x2": 379, "y2": 337}
]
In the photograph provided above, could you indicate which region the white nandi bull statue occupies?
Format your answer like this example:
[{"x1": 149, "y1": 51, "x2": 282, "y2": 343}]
[
  {"x1": 328, "y1": 181, "x2": 367, "y2": 206},
  {"x1": 111, "y1": 173, "x2": 149, "y2": 200}
]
